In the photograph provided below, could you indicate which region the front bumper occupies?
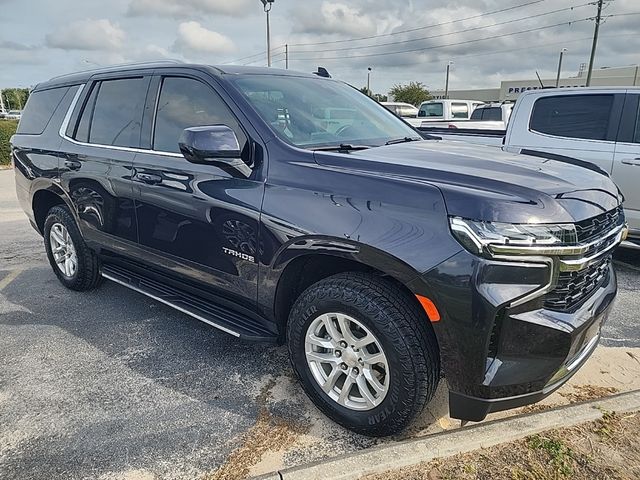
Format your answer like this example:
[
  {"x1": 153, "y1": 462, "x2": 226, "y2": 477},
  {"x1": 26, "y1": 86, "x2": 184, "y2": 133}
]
[{"x1": 409, "y1": 248, "x2": 617, "y2": 422}]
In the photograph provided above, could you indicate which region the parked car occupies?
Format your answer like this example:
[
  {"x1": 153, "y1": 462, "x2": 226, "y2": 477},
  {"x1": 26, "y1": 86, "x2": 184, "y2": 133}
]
[
  {"x1": 5, "y1": 109, "x2": 22, "y2": 120},
  {"x1": 417, "y1": 99, "x2": 484, "y2": 123},
  {"x1": 12, "y1": 63, "x2": 625, "y2": 436},
  {"x1": 421, "y1": 103, "x2": 513, "y2": 131},
  {"x1": 422, "y1": 88, "x2": 640, "y2": 246},
  {"x1": 381, "y1": 102, "x2": 421, "y2": 127}
]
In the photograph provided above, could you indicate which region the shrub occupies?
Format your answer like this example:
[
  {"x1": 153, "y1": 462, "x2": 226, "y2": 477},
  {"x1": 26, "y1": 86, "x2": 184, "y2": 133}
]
[{"x1": 0, "y1": 119, "x2": 18, "y2": 165}]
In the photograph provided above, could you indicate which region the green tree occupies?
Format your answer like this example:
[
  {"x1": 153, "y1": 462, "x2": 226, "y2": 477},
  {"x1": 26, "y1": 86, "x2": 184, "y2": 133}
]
[
  {"x1": 1, "y1": 88, "x2": 30, "y2": 110},
  {"x1": 389, "y1": 82, "x2": 432, "y2": 106}
]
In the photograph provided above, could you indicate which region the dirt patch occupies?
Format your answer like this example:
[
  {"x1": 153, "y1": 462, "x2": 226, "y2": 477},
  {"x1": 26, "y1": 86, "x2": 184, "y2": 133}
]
[
  {"x1": 202, "y1": 379, "x2": 309, "y2": 480},
  {"x1": 559, "y1": 384, "x2": 619, "y2": 403},
  {"x1": 363, "y1": 411, "x2": 640, "y2": 480}
]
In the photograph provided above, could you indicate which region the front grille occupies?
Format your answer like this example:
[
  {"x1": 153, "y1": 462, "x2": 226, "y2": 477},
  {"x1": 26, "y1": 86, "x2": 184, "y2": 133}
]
[
  {"x1": 575, "y1": 206, "x2": 623, "y2": 243},
  {"x1": 544, "y1": 257, "x2": 611, "y2": 311}
]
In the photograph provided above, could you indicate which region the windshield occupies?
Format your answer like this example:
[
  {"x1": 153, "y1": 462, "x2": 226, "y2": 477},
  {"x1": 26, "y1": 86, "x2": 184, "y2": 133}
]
[{"x1": 230, "y1": 75, "x2": 419, "y2": 149}]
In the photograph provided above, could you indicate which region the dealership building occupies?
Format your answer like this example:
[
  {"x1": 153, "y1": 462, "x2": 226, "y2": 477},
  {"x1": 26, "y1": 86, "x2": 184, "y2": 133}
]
[{"x1": 429, "y1": 64, "x2": 640, "y2": 102}]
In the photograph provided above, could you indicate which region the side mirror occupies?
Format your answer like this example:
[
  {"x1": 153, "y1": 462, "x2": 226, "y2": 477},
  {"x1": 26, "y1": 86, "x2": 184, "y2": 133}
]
[{"x1": 178, "y1": 125, "x2": 251, "y2": 178}]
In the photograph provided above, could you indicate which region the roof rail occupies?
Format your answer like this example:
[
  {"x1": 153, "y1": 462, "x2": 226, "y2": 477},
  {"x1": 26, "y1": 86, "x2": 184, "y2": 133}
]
[{"x1": 48, "y1": 60, "x2": 184, "y2": 81}]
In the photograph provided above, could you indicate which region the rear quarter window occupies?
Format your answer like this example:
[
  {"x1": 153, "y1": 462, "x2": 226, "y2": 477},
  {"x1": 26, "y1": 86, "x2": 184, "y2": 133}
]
[
  {"x1": 16, "y1": 87, "x2": 70, "y2": 134},
  {"x1": 530, "y1": 94, "x2": 614, "y2": 140}
]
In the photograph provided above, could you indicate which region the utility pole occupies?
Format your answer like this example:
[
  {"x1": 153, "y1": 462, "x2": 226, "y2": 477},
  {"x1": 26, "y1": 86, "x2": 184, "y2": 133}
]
[
  {"x1": 556, "y1": 48, "x2": 567, "y2": 87},
  {"x1": 260, "y1": 0, "x2": 275, "y2": 67},
  {"x1": 444, "y1": 61, "x2": 453, "y2": 99},
  {"x1": 586, "y1": 0, "x2": 603, "y2": 86},
  {"x1": 285, "y1": 44, "x2": 289, "y2": 69},
  {"x1": 366, "y1": 67, "x2": 372, "y2": 96}
]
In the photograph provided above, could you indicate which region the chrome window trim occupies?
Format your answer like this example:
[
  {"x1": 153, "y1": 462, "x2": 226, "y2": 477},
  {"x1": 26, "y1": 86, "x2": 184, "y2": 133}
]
[{"x1": 58, "y1": 81, "x2": 183, "y2": 159}]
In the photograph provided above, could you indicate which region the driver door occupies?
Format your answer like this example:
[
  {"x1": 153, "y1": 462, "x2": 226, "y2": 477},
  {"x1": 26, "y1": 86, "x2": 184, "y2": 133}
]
[{"x1": 131, "y1": 73, "x2": 264, "y2": 310}]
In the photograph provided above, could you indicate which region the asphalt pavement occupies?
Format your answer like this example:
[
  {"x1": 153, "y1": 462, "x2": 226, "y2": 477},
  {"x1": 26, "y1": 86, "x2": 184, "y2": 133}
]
[{"x1": 0, "y1": 168, "x2": 638, "y2": 479}]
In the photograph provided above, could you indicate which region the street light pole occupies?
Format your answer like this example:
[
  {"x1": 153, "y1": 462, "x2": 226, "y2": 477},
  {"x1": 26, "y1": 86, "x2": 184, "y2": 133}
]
[
  {"x1": 444, "y1": 61, "x2": 453, "y2": 99},
  {"x1": 367, "y1": 67, "x2": 372, "y2": 96},
  {"x1": 260, "y1": 0, "x2": 275, "y2": 67},
  {"x1": 555, "y1": 48, "x2": 567, "y2": 88}
]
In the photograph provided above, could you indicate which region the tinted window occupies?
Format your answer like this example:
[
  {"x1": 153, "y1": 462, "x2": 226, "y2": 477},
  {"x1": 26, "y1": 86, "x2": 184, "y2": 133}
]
[
  {"x1": 419, "y1": 103, "x2": 443, "y2": 118},
  {"x1": 74, "y1": 83, "x2": 99, "y2": 142},
  {"x1": 530, "y1": 94, "x2": 614, "y2": 140},
  {"x1": 470, "y1": 108, "x2": 483, "y2": 120},
  {"x1": 451, "y1": 103, "x2": 468, "y2": 119},
  {"x1": 88, "y1": 78, "x2": 147, "y2": 147},
  {"x1": 17, "y1": 87, "x2": 69, "y2": 134},
  {"x1": 153, "y1": 77, "x2": 247, "y2": 154},
  {"x1": 483, "y1": 107, "x2": 502, "y2": 121}
]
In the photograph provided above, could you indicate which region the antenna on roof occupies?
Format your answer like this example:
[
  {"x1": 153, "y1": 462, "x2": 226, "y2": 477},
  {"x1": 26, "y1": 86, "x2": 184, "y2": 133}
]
[
  {"x1": 535, "y1": 71, "x2": 545, "y2": 88},
  {"x1": 313, "y1": 67, "x2": 331, "y2": 78}
]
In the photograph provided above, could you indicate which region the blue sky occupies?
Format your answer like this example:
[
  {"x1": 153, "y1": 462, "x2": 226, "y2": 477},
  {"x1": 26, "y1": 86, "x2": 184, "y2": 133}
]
[{"x1": 1, "y1": 0, "x2": 639, "y2": 93}]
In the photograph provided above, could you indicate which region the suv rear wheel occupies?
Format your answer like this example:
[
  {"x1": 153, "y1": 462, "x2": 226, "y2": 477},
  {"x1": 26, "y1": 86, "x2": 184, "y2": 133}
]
[
  {"x1": 287, "y1": 272, "x2": 440, "y2": 436},
  {"x1": 44, "y1": 205, "x2": 101, "y2": 291}
]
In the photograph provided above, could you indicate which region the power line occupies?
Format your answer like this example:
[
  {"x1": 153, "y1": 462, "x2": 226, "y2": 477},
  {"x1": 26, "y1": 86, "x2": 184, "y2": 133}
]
[
  {"x1": 291, "y1": 18, "x2": 590, "y2": 61},
  {"x1": 292, "y1": 3, "x2": 590, "y2": 54},
  {"x1": 288, "y1": 0, "x2": 549, "y2": 47},
  {"x1": 223, "y1": 45, "x2": 286, "y2": 65}
]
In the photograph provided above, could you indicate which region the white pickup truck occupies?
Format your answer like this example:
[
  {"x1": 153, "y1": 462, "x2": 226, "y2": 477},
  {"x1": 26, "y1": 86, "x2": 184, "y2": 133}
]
[
  {"x1": 417, "y1": 99, "x2": 485, "y2": 124},
  {"x1": 421, "y1": 103, "x2": 513, "y2": 130},
  {"x1": 421, "y1": 88, "x2": 640, "y2": 246}
]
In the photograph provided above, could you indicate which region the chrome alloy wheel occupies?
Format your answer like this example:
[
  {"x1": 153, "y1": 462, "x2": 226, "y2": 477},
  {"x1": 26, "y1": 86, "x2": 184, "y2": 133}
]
[
  {"x1": 304, "y1": 313, "x2": 390, "y2": 411},
  {"x1": 49, "y1": 222, "x2": 78, "y2": 278}
]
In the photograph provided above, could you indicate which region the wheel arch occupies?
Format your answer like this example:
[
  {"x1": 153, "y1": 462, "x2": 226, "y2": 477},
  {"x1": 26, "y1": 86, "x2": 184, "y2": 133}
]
[
  {"x1": 268, "y1": 237, "x2": 433, "y2": 336},
  {"x1": 31, "y1": 184, "x2": 73, "y2": 234}
]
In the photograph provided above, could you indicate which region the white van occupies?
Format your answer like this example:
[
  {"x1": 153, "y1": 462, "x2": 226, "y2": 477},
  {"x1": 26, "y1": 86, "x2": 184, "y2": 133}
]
[{"x1": 417, "y1": 99, "x2": 484, "y2": 123}]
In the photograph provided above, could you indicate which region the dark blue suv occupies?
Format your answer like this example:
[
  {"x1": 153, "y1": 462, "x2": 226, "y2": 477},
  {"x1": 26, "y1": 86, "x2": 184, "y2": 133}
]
[{"x1": 11, "y1": 62, "x2": 626, "y2": 435}]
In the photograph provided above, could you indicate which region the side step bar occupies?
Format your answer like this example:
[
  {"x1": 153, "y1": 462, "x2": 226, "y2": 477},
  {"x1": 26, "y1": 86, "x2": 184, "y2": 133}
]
[{"x1": 101, "y1": 264, "x2": 277, "y2": 342}]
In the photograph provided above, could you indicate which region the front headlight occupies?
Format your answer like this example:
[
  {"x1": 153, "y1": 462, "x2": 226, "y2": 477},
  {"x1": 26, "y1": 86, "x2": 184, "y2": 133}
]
[{"x1": 449, "y1": 217, "x2": 578, "y2": 257}]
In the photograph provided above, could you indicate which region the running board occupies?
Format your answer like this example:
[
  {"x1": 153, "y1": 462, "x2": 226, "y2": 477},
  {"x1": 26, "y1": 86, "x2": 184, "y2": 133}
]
[{"x1": 101, "y1": 264, "x2": 277, "y2": 342}]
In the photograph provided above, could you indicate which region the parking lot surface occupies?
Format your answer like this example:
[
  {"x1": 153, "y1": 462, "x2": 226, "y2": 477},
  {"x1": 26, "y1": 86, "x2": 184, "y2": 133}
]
[{"x1": 0, "y1": 168, "x2": 638, "y2": 479}]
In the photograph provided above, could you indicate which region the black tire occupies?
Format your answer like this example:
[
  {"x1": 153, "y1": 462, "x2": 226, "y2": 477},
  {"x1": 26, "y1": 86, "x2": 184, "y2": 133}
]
[
  {"x1": 43, "y1": 205, "x2": 101, "y2": 291},
  {"x1": 287, "y1": 272, "x2": 440, "y2": 436}
]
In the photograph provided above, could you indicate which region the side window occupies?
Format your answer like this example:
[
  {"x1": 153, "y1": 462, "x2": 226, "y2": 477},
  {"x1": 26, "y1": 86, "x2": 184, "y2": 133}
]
[
  {"x1": 451, "y1": 103, "x2": 469, "y2": 119},
  {"x1": 16, "y1": 87, "x2": 70, "y2": 135},
  {"x1": 419, "y1": 103, "x2": 443, "y2": 118},
  {"x1": 530, "y1": 94, "x2": 614, "y2": 141},
  {"x1": 85, "y1": 77, "x2": 148, "y2": 147},
  {"x1": 153, "y1": 76, "x2": 247, "y2": 154},
  {"x1": 74, "y1": 83, "x2": 99, "y2": 142}
]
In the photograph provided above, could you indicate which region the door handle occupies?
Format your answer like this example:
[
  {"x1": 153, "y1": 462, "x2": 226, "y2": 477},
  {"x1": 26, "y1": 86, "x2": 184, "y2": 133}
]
[
  {"x1": 64, "y1": 160, "x2": 82, "y2": 170},
  {"x1": 621, "y1": 157, "x2": 640, "y2": 166},
  {"x1": 134, "y1": 172, "x2": 163, "y2": 184}
]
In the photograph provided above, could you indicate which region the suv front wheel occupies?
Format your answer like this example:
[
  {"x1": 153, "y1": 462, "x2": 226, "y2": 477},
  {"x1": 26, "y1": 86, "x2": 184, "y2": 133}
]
[
  {"x1": 44, "y1": 205, "x2": 101, "y2": 291},
  {"x1": 287, "y1": 272, "x2": 440, "y2": 436}
]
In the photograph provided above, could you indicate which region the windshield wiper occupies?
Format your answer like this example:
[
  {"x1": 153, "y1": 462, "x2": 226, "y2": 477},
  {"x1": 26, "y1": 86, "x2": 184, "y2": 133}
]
[
  {"x1": 311, "y1": 144, "x2": 371, "y2": 152},
  {"x1": 385, "y1": 137, "x2": 421, "y2": 146}
]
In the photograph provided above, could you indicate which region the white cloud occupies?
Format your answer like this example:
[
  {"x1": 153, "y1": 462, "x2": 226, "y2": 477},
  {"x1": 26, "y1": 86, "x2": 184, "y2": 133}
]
[
  {"x1": 46, "y1": 19, "x2": 125, "y2": 51},
  {"x1": 293, "y1": 2, "x2": 377, "y2": 37},
  {"x1": 127, "y1": 0, "x2": 254, "y2": 18},
  {"x1": 172, "y1": 21, "x2": 235, "y2": 55}
]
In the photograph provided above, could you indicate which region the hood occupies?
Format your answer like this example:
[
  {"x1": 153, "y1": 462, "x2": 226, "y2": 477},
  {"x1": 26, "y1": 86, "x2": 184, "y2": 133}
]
[{"x1": 314, "y1": 140, "x2": 622, "y2": 224}]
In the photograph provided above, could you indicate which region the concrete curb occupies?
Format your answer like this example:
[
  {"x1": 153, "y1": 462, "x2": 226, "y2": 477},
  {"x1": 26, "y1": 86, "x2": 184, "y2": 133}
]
[{"x1": 254, "y1": 389, "x2": 640, "y2": 480}]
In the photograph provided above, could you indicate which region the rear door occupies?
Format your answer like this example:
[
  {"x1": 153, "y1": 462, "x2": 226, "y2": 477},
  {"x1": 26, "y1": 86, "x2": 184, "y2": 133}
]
[
  {"x1": 612, "y1": 93, "x2": 640, "y2": 235},
  {"x1": 60, "y1": 74, "x2": 151, "y2": 248},
  {"x1": 131, "y1": 71, "x2": 265, "y2": 310}
]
